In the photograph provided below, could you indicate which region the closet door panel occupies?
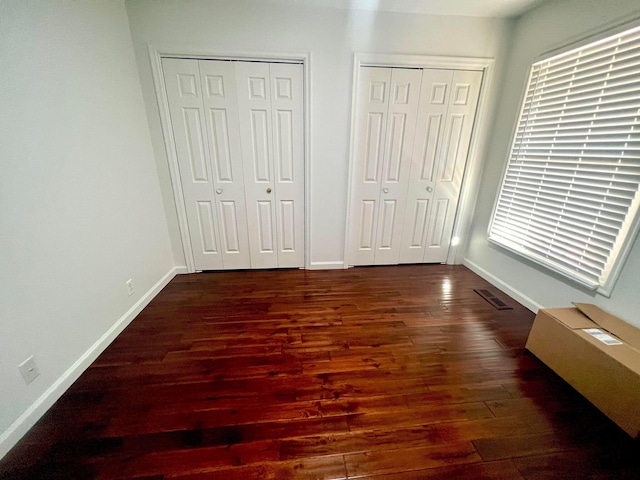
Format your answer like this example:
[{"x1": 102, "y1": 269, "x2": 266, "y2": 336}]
[
  {"x1": 236, "y1": 62, "x2": 279, "y2": 268},
  {"x1": 199, "y1": 60, "x2": 251, "y2": 269},
  {"x1": 349, "y1": 67, "x2": 392, "y2": 265},
  {"x1": 270, "y1": 63, "x2": 304, "y2": 267},
  {"x1": 162, "y1": 58, "x2": 223, "y2": 270},
  {"x1": 423, "y1": 70, "x2": 482, "y2": 263},
  {"x1": 374, "y1": 68, "x2": 422, "y2": 265},
  {"x1": 219, "y1": 200, "x2": 242, "y2": 253},
  {"x1": 399, "y1": 69, "x2": 453, "y2": 264}
]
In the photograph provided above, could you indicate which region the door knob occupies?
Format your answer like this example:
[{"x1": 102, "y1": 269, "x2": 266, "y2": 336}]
[
  {"x1": 383, "y1": 188, "x2": 389, "y2": 194},
  {"x1": 216, "y1": 188, "x2": 223, "y2": 194},
  {"x1": 426, "y1": 186, "x2": 433, "y2": 193},
  {"x1": 266, "y1": 187, "x2": 272, "y2": 194}
]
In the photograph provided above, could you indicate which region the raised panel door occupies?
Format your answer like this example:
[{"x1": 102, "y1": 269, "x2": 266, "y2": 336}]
[
  {"x1": 269, "y1": 63, "x2": 304, "y2": 268},
  {"x1": 349, "y1": 67, "x2": 392, "y2": 265},
  {"x1": 424, "y1": 70, "x2": 483, "y2": 263},
  {"x1": 399, "y1": 69, "x2": 454, "y2": 263},
  {"x1": 236, "y1": 62, "x2": 279, "y2": 268},
  {"x1": 162, "y1": 58, "x2": 223, "y2": 270},
  {"x1": 352, "y1": 66, "x2": 483, "y2": 267},
  {"x1": 373, "y1": 68, "x2": 422, "y2": 265},
  {"x1": 198, "y1": 60, "x2": 251, "y2": 269}
]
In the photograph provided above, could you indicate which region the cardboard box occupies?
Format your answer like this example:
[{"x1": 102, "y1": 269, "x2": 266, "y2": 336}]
[{"x1": 526, "y1": 303, "x2": 640, "y2": 438}]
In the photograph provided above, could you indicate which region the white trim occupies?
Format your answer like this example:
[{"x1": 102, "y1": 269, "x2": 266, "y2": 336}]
[
  {"x1": 535, "y1": 15, "x2": 640, "y2": 64},
  {"x1": 304, "y1": 53, "x2": 313, "y2": 270},
  {"x1": 463, "y1": 258, "x2": 543, "y2": 313},
  {"x1": 173, "y1": 265, "x2": 190, "y2": 275},
  {"x1": 598, "y1": 198, "x2": 640, "y2": 296},
  {"x1": 344, "y1": 53, "x2": 495, "y2": 268},
  {"x1": 148, "y1": 45, "x2": 195, "y2": 273},
  {"x1": 485, "y1": 65, "x2": 533, "y2": 241},
  {"x1": 343, "y1": 54, "x2": 361, "y2": 268},
  {"x1": 309, "y1": 261, "x2": 345, "y2": 270},
  {"x1": 151, "y1": 46, "x2": 308, "y2": 63},
  {"x1": 486, "y1": 237, "x2": 599, "y2": 291},
  {"x1": 0, "y1": 267, "x2": 179, "y2": 460},
  {"x1": 357, "y1": 53, "x2": 495, "y2": 71},
  {"x1": 148, "y1": 45, "x2": 312, "y2": 271},
  {"x1": 446, "y1": 59, "x2": 495, "y2": 264}
]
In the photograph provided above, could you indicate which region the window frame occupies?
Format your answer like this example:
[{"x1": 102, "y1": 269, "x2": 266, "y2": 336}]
[{"x1": 487, "y1": 20, "x2": 640, "y2": 297}]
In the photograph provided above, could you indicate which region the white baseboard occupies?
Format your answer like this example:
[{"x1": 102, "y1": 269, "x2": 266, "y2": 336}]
[
  {"x1": 308, "y1": 261, "x2": 346, "y2": 270},
  {"x1": 463, "y1": 258, "x2": 543, "y2": 313},
  {"x1": 173, "y1": 265, "x2": 189, "y2": 274},
  {"x1": 0, "y1": 266, "x2": 179, "y2": 460}
]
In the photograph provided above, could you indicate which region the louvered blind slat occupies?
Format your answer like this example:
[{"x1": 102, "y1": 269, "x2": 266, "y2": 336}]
[
  {"x1": 499, "y1": 187, "x2": 627, "y2": 219},
  {"x1": 489, "y1": 25, "x2": 640, "y2": 288},
  {"x1": 515, "y1": 111, "x2": 640, "y2": 129},
  {"x1": 501, "y1": 181, "x2": 631, "y2": 210},
  {"x1": 491, "y1": 220, "x2": 609, "y2": 267},
  {"x1": 494, "y1": 198, "x2": 621, "y2": 235}
]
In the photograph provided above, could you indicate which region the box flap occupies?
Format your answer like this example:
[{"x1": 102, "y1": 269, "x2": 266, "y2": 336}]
[
  {"x1": 543, "y1": 307, "x2": 597, "y2": 329},
  {"x1": 574, "y1": 329, "x2": 640, "y2": 376},
  {"x1": 573, "y1": 303, "x2": 640, "y2": 350}
]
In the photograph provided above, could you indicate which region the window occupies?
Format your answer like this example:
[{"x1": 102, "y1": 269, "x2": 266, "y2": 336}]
[{"x1": 488, "y1": 25, "x2": 640, "y2": 293}]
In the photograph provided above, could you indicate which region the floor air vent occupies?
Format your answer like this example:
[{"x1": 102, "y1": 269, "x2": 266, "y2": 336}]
[{"x1": 473, "y1": 289, "x2": 513, "y2": 310}]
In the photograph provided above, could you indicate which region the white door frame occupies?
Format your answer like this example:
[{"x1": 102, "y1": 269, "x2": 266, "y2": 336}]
[
  {"x1": 344, "y1": 53, "x2": 495, "y2": 268},
  {"x1": 148, "y1": 45, "x2": 312, "y2": 273}
]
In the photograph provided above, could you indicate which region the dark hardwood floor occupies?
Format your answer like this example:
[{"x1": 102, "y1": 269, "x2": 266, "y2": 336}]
[{"x1": 2, "y1": 265, "x2": 639, "y2": 479}]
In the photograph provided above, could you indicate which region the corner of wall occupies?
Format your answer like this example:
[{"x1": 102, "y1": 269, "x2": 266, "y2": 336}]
[
  {"x1": 463, "y1": 257, "x2": 542, "y2": 312},
  {"x1": 0, "y1": 267, "x2": 179, "y2": 461}
]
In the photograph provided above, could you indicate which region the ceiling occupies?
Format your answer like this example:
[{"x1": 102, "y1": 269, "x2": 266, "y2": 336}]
[{"x1": 263, "y1": 0, "x2": 546, "y2": 18}]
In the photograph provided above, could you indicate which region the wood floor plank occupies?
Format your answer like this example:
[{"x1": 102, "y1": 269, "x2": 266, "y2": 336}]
[
  {"x1": 353, "y1": 459, "x2": 525, "y2": 480},
  {"x1": 512, "y1": 449, "x2": 640, "y2": 480},
  {"x1": 168, "y1": 455, "x2": 347, "y2": 480},
  {"x1": 2, "y1": 265, "x2": 640, "y2": 479},
  {"x1": 347, "y1": 402, "x2": 495, "y2": 431},
  {"x1": 473, "y1": 432, "x2": 577, "y2": 461},
  {"x1": 344, "y1": 442, "x2": 481, "y2": 477},
  {"x1": 280, "y1": 413, "x2": 559, "y2": 461}
]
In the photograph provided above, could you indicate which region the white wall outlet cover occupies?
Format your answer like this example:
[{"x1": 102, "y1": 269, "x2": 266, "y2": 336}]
[
  {"x1": 18, "y1": 356, "x2": 40, "y2": 385},
  {"x1": 126, "y1": 279, "x2": 134, "y2": 296}
]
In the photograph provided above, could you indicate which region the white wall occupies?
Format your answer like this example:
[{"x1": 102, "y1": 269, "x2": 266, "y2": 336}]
[
  {"x1": 125, "y1": 0, "x2": 513, "y2": 268},
  {"x1": 464, "y1": 0, "x2": 640, "y2": 325},
  {"x1": 0, "y1": 0, "x2": 174, "y2": 457}
]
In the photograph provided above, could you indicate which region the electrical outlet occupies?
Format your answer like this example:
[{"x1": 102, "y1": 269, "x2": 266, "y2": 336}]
[
  {"x1": 126, "y1": 279, "x2": 134, "y2": 296},
  {"x1": 19, "y1": 356, "x2": 40, "y2": 385}
]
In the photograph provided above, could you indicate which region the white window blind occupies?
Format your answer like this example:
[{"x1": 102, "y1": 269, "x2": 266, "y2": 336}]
[{"x1": 489, "y1": 25, "x2": 640, "y2": 290}]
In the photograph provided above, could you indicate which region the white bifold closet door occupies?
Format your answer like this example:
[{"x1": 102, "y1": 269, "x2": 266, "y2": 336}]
[
  {"x1": 348, "y1": 67, "x2": 422, "y2": 265},
  {"x1": 349, "y1": 66, "x2": 482, "y2": 265},
  {"x1": 400, "y1": 69, "x2": 482, "y2": 263},
  {"x1": 162, "y1": 58, "x2": 304, "y2": 270},
  {"x1": 235, "y1": 62, "x2": 304, "y2": 269}
]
